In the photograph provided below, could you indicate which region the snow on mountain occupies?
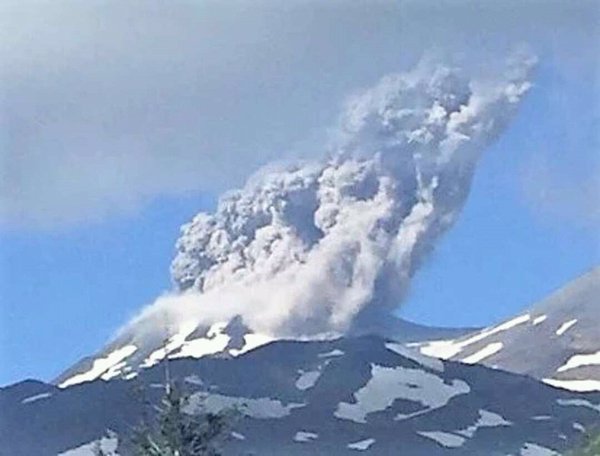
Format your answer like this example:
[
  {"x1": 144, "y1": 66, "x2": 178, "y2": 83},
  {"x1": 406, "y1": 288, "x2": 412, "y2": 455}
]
[
  {"x1": 414, "y1": 267, "x2": 600, "y2": 391},
  {"x1": 55, "y1": 315, "x2": 474, "y2": 389},
  {"x1": 55, "y1": 318, "x2": 269, "y2": 388},
  {"x1": 334, "y1": 364, "x2": 470, "y2": 423},
  {"x1": 3, "y1": 336, "x2": 600, "y2": 455}
]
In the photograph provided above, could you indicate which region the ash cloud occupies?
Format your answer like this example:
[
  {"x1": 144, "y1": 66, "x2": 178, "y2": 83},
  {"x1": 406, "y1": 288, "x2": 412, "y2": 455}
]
[{"x1": 126, "y1": 55, "x2": 535, "y2": 340}]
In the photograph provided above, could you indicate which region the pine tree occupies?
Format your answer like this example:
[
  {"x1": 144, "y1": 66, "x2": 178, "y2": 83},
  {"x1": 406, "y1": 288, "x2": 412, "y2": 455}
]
[
  {"x1": 132, "y1": 382, "x2": 229, "y2": 456},
  {"x1": 131, "y1": 329, "x2": 230, "y2": 456}
]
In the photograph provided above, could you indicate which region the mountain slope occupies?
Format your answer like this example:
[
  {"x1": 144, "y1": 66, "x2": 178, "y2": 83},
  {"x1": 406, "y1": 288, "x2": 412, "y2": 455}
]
[
  {"x1": 54, "y1": 315, "x2": 475, "y2": 388},
  {"x1": 2, "y1": 336, "x2": 600, "y2": 455},
  {"x1": 415, "y1": 267, "x2": 600, "y2": 391}
]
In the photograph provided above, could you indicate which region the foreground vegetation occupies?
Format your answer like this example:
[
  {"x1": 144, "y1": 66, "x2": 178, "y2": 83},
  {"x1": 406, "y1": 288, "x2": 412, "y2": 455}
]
[
  {"x1": 132, "y1": 384, "x2": 229, "y2": 456},
  {"x1": 567, "y1": 428, "x2": 600, "y2": 456},
  {"x1": 96, "y1": 380, "x2": 230, "y2": 456}
]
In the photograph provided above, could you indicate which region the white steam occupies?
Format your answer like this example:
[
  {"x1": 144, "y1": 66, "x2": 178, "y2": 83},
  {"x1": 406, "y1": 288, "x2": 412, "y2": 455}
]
[{"x1": 127, "y1": 55, "x2": 535, "y2": 341}]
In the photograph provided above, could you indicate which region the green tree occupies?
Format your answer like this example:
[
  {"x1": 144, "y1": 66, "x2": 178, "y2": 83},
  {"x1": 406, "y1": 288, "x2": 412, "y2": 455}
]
[{"x1": 132, "y1": 383, "x2": 229, "y2": 456}]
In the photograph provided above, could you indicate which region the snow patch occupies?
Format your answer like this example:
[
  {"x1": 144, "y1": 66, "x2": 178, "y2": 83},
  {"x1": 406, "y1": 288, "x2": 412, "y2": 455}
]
[
  {"x1": 186, "y1": 392, "x2": 305, "y2": 419},
  {"x1": 295, "y1": 370, "x2": 321, "y2": 390},
  {"x1": 456, "y1": 410, "x2": 512, "y2": 437},
  {"x1": 229, "y1": 334, "x2": 275, "y2": 356},
  {"x1": 557, "y1": 350, "x2": 600, "y2": 373},
  {"x1": 419, "y1": 314, "x2": 530, "y2": 360},
  {"x1": 184, "y1": 375, "x2": 204, "y2": 386},
  {"x1": 171, "y1": 322, "x2": 230, "y2": 359},
  {"x1": 101, "y1": 361, "x2": 129, "y2": 381},
  {"x1": 543, "y1": 378, "x2": 600, "y2": 392},
  {"x1": 335, "y1": 364, "x2": 470, "y2": 423},
  {"x1": 142, "y1": 322, "x2": 197, "y2": 368},
  {"x1": 555, "y1": 319, "x2": 577, "y2": 336},
  {"x1": 418, "y1": 431, "x2": 465, "y2": 448},
  {"x1": 532, "y1": 315, "x2": 547, "y2": 326},
  {"x1": 418, "y1": 340, "x2": 462, "y2": 360},
  {"x1": 556, "y1": 398, "x2": 600, "y2": 413},
  {"x1": 347, "y1": 438, "x2": 375, "y2": 450},
  {"x1": 60, "y1": 345, "x2": 138, "y2": 388},
  {"x1": 294, "y1": 431, "x2": 318, "y2": 442},
  {"x1": 21, "y1": 392, "x2": 52, "y2": 404},
  {"x1": 519, "y1": 442, "x2": 560, "y2": 456},
  {"x1": 461, "y1": 342, "x2": 503, "y2": 364},
  {"x1": 318, "y1": 349, "x2": 345, "y2": 358},
  {"x1": 231, "y1": 431, "x2": 246, "y2": 441}
]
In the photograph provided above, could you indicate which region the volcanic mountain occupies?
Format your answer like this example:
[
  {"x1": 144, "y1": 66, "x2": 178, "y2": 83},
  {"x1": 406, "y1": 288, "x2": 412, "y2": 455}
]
[
  {"x1": 3, "y1": 335, "x2": 600, "y2": 455},
  {"x1": 3, "y1": 56, "x2": 598, "y2": 455}
]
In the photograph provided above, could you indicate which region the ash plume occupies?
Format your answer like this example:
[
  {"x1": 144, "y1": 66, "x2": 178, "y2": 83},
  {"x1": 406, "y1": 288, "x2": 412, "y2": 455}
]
[{"x1": 129, "y1": 55, "x2": 535, "y2": 340}]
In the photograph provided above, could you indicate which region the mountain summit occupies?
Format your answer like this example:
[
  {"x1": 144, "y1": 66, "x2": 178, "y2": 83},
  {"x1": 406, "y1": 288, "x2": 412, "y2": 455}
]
[{"x1": 54, "y1": 314, "x2": 473, "y2": 389}]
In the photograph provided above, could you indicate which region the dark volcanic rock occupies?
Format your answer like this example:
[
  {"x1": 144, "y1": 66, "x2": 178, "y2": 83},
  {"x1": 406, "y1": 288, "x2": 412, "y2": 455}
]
[{"x1": 2, "y1": 336, "x2": 599, "y2": 455}]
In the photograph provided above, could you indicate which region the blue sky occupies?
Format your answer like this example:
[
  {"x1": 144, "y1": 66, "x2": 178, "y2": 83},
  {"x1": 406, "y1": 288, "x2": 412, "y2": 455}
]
[{"x1": 1, "y1": 1, "x2": 598, "y2": 386}]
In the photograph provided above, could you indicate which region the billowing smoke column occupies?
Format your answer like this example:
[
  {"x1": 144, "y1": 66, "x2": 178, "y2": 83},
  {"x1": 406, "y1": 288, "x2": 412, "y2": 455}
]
[{"x1": 147, "y1": 56, "x2": 534, "y2": 339}]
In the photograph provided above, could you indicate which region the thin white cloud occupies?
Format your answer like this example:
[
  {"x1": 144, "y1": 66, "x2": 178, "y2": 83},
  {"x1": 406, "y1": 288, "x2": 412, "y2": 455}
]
[{"x1": 1, "y1": 0, "x2": 596, "y2": 228}]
